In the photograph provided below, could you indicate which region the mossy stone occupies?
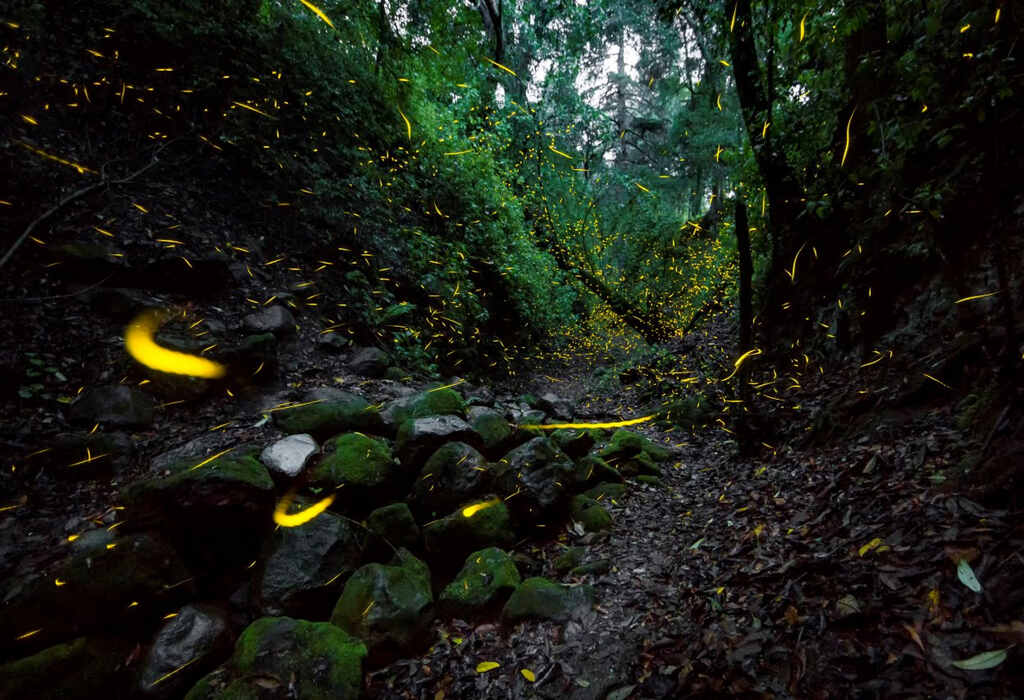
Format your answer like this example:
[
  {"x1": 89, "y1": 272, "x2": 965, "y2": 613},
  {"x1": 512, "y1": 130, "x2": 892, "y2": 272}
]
[
  {"x1": 439, "y1": 547, "x2": 521, "y2": 617},
  {"x1": 312, "y1": 433, "x2": 395, "y2": 488}
]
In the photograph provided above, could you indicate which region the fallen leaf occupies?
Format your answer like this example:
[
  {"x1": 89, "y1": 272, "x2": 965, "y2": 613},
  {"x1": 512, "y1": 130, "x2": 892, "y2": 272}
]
[
  {"x1": 476, "y1": 661, "x2": 500, "y2": 673},
  {"x1": 956, "y1": 559, "x2": 982, "y2": 593},
  {"x1": 950, "y1": 648, "x2": 1009, "y2": 670},
  {"x1": 520, "y1": 669, "x2": 535, "y2": 682},
  {"x1": 903, "y1": 622, "x2": 925, "y2": 652}
]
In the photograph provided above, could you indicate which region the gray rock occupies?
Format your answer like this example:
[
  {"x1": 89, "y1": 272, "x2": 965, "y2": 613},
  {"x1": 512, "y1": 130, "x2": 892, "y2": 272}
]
[
  {"x1": 68, "y1": 528, "x2": 115, "y2": 555},
  {"x1": 501, "y1": 577, "x2": 595, "y2": 624},
  {"x1": 316, "y1": 331, "x2": 349, "y2": 353},
  {"x1": 348, "y1": 347, "x2": 390, "y2": 377},
  {"x1": 242, "y1": 305, "x2": 295, "y2": 334},
  {"x1": 538, "y1": 392, "x2": 574, "y2": 421},
  {"x1": 409, "y1": 443, "x2": 491, "y2": 519},
  {"x1": 67, "y1": 385, "x2": 155, "y2": 428},
  {"x1": 258, "y1": 509, "x2": 366, "y2": 618},
  {"x1": 260, "y1": 434, "x2": 318, "y2": 478},
  {"x1": 396, "y1": 415, "x2": 480, "y2": 468},
  {"x1": 493, "y1": 437, "x2": 575, "y2": 522},
  {"x1": 138, "y1": 604, "x2": 230, "y2": 698}
]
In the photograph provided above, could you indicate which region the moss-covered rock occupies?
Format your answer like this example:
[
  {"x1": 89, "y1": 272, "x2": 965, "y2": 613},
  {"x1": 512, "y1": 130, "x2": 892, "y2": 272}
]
[
  {"x1": 553, "y1": 546, "x2": 585, "y2": 574},
  {"x1": 584, "y1": 482, "x2": 628, "y2": 503},
  {"x1": 0, "y1": 534, "x2": 194, "y2": 659},
  {"x1": 438, "y1": 547, "x2": 521, "y2": 618},
  {"x1": 381, "y1": 388, "x2": 467, "y2": 435},
  {"x1": 469, "y1": 407, "x2": 517, "y2": 458},
  {"x1": 501, "y1": 577, "x2": 595, "y2": 624},
  {"x1": 598, "y1": 429, "x2": 671, "y2": 462},
  {"x1": 329, "y1": 549, "x2": 433, "y2": 666},
  {"x1": 273, "y1": 392, "x2": 383, "y2": 438},
  {"x1": 409, "y1": 442, "x2": 491, "y2": 519},
  {"x1": 366, "y1": 502, "x2": 420, "y2": 550},
  {"x1": 184, "y1": 616, "x2": 366, "y2": 700},
  {"x1": 635, "y1": 474, "x2": 665, "y2": 488},
  {"x1": 492, "y1": 437, "x2": 574, "y2": 522},
  {"x1": 120, "y1": 448, "x2": 275, "y2": 577},
  {"x1": 423, "y1": 499, "x2": 516, "y2": 560},
  {"x1": 570, "y1": 495, "x2": 612, "y2": 532},
  {"x1": 573, "y1": 455, "x2": 623, "y2": 488},
  {"x1": 0, "y1": 637, "x2": 133, "y2": 700},
  {"x1": 551, "y1": 428, "x2": 598, "y2": 459},
  {"x1": 312, "y1": 433, "x2": 396, "y2": 488}
]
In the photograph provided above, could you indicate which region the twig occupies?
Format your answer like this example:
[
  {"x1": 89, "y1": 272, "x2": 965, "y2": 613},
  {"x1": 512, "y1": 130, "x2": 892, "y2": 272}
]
[{"x1": 0, "y1": 141, "x2": 175, "y2": 271}]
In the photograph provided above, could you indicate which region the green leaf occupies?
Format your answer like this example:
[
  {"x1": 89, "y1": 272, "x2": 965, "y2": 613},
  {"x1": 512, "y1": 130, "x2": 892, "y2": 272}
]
[
  {"x1": 956, "y1": 559, "x2": 982, "y2": 593},
  {"x1": 689, "y1": 537, "x2": 705, "y2": 550},
  {"x1": 950, "y1": 648, "x2": 1008, "y2": 671}
]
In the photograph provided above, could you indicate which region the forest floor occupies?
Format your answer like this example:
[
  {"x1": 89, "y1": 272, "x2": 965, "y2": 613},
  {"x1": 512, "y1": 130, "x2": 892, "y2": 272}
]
[
  {"x1": 0, "y1": 266, "x2": 1021, "y2": 699},
  {"x1": 386, "y1": 362, "x2": 1023, "y2": 700}
]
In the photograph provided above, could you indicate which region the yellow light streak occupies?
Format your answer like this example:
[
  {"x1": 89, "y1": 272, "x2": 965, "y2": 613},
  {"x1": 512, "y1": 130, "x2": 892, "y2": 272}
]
[
  {"x1": 231, "y1": 101, "x2": 274, "y2": 119},
  {"x1": 719, "y1": 348, "x2": 762, "y2": 382},
  {"x1": 922, "y1": 373, "x2": 952, "y2": 390},
  {"x1": 482, "y1": 55, "x2": 517, "y2": 77},
  {"x1": 125, "y1": 310, "x2": 226, "y2": 378},
  {"x1": 841, "y1": 107, "x2": 856, "y2": 167},
  {"x1": 298, "y1": 0, "x2": 335, "y2": 29},
  {"x1": 188, "y1": 448, "x2": 234, "y2": 472},
  {"x1": 954, "y1": 292, "x2": 997, "y2": 304},
  {"x1": 398, "y1": 108, "x2": 411, "y2": 141},
  {"x1": 461, "y1": 498, "x2": 500, "y2": 518},
  {"x1": 273, "y1": 488, "x2": 336, "y2": 527},
  {"x1": 521, "y1": 414, "x2": 656, "y2": 430}
]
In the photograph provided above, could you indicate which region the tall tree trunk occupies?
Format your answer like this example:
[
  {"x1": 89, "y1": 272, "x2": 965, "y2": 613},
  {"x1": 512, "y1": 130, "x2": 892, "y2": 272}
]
[
  {"x1": 735, "y1": 199, "x2": 756, "y2": 456},
  {"x1": 726, "y1": 0, "x2": 804, "y2": 277}
]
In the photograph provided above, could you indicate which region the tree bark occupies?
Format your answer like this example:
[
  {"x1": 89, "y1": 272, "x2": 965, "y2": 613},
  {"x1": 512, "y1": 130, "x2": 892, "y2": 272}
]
[
  {"x1": 726, "y1": 0, "x2": 804, "y2": 276},
  {"x1": 735, "y1": 199, "x2": 756, "y2": 456}
]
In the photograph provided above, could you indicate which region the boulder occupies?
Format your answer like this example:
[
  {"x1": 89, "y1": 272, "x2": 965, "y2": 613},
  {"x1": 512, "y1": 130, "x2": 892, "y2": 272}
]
[
  {"x1": 242, "y1": 305, "x2": 295, "y2": 335},
  {"x1": 423, "y1": 499, "x2": 516, "y2": 560},
  {"x1": 348, "y1": 347, "x2": 390, "y2": 377},
  {"x1": 260, "y1": 433, "x2": 318, "y2": 479},
  {"x1": 67, "y1": 385, "x2": 154, "y2": 428},
  {"x1": 272, "y1": 390, "x2": 383, "y2": 438},
  {"x1": 311, "y1": 433, "x2": 398, "y2": 492},
  {"x1": 138, "y1": 604, "x2": 231, "y2": 698},
  {"x1": 469, "y1": 407, "x2": 519, "y2": 458},
  {"x1": 120, "y1": 446, "x2": 275, "y2": 577},
  {"x1": 501, "y1": 577, "x2": 595, "y2": 624},
  {"x1": 330, "y1": 549, "x2": 433, "y2": 666},
  {"x1": 409, "y1": 442, "x2": 491, "y2": 519},
  {"x1": 258, "y1": 507, "x2": 367, "y2": 618},
  {"x1": 184, "y1": 617, "x2": 366, "y2": 700},
  {"x1": 537, "y1": 392, "x2": 574, "y2": 421},
  {"x1": 439, "y1": 547, "x2": 520, "y2": 619},
  {"x1": 396, "y1": 415, "x2": 480, "y2": 469},
  {"x1": 366, "y1": 503, "x2": 420, "y2": 551},
  {"x1": 493, "y1": 437, "x2": 575, "y2": 522}
]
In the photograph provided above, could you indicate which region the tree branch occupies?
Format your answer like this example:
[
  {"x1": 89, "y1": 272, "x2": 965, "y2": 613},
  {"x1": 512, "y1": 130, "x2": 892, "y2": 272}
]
[{"x1": 0, "y1": 140, "x2": 176, "y2": 271}]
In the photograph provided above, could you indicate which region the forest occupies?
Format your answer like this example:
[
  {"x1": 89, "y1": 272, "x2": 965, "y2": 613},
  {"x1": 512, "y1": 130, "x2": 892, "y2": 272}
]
[{"x1": 0, "y1": 0, "x2": 1021, "y2": 697}]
